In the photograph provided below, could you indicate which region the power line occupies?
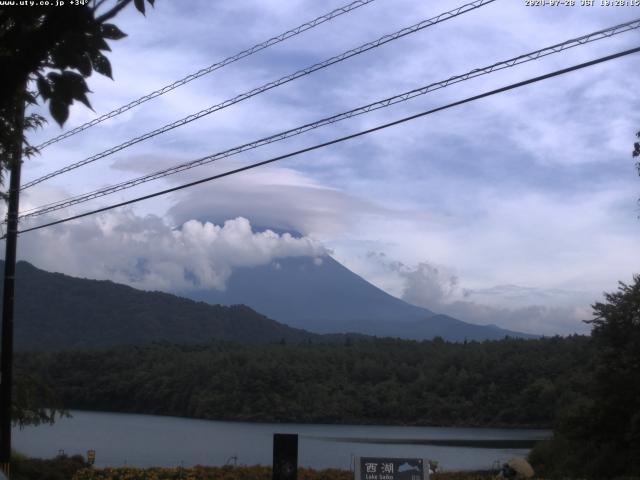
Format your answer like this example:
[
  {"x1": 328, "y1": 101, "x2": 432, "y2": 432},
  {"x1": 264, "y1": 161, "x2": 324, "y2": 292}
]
[
  {"x1": 22, "y1": 0, "x2": 496, "y2": 190},
  {"x1": 18, "y1": 17, "x2": 640, "y2": 220},
  {"x1": 34, "y1": 0, "x2": 378, "y2": 151},
  {"x1": 14, "y1": 45, "x2": 640, "y2": 237}
]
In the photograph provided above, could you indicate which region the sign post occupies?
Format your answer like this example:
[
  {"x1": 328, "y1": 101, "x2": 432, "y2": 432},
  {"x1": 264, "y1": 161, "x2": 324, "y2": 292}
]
[
  {"x1": 273, "y1": 433, "x2": 298, "y2": 480},
  {"x1": 354, "y1": 457, "x2": 429, "y2": 480}
]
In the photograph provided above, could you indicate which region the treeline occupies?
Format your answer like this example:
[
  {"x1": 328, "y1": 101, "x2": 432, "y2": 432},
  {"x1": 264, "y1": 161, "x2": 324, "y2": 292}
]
[{"x1": 17, "y1": 335, "x2": 591, "y2": 428}]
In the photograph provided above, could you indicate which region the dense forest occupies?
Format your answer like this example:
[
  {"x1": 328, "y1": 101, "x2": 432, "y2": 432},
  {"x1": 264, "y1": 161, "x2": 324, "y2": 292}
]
[{"x1": 18, "y1": 335, "x2": 590, "y2": 428}]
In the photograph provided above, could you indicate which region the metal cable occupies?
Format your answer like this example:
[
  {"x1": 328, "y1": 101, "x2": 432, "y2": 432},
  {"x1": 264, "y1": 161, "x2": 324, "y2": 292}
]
[
  {"x1": 34, "y1": 0, "x2": 378, "y2": 150},
  {"x1": 22, "y1": 0, "x2": 497, "y2": 190},
  {"x1": 14, "y1": 45, "x2": 640, "y2": 236},
  {"x1": 19, "y1": 17, "x2": 640, "y2": 219}
]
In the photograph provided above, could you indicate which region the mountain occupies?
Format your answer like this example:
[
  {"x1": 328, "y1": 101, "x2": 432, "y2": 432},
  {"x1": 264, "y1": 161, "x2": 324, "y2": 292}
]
[
  {"x1": 1, "y1": 261, "x2": 330, "y2": 351},
  {"x1": 180, "y1": 255, "x2": 536, "y2": 341},
  {"x1": 0, "y1": 256, "x2": 534, "y2": 350}
]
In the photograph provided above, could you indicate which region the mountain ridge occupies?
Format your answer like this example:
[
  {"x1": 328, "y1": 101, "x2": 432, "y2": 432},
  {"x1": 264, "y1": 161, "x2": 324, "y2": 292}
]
[{"x1": 178, "y1": 255, "x2": 536, "y2": 341}]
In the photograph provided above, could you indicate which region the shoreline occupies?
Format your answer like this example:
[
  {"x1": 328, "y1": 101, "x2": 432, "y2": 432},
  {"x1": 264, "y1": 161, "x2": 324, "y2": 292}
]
[{"x1": 59, "y1": 408, "x2": 554, "y2": 431}]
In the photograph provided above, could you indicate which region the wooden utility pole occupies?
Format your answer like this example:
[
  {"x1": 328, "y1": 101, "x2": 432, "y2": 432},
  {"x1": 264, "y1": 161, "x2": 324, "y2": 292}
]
[{"x1": 0, "y1": 91, "x2": 25, "y2": 477}]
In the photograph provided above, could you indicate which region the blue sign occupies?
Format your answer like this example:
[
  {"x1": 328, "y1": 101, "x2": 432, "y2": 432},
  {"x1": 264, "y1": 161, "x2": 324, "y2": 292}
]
[{"x1": 356, "y1": 457, "x2": 428, "y2": 480}]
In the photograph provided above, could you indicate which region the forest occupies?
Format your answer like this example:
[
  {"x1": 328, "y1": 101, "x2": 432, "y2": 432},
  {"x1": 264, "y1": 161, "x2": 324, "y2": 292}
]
[{"x1": 17, "y1": 335, "x2": 590, "y2": 428}]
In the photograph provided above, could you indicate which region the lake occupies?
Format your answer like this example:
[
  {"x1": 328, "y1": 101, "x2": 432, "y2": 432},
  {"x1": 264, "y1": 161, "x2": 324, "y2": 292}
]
[{"x1": 13, "y1": 411, "x2": 550, "y2": 471}]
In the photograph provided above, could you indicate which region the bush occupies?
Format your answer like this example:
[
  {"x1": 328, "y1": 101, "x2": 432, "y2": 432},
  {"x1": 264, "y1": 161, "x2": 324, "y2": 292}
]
[{"x1": 12, "y1": 453, "x2": 89, "y2": 480}]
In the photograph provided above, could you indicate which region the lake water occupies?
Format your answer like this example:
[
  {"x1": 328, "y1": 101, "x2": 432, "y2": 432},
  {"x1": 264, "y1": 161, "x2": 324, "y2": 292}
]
[{"x1": 13, "y1": 411, "x2": 550, "y2": 471}]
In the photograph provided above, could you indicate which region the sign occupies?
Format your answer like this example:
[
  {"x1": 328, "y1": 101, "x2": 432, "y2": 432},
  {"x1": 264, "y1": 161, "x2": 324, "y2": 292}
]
[
  {"x1": 355, "y1": 457, "x2": 429, "y2": 480},
  {"x1": 273, "y1": 433, "x2": 297, "y2": 480}
]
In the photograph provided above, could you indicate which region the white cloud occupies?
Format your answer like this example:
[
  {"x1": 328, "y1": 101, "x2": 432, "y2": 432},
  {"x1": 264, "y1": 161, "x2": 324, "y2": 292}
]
[
  {"x1": 442, "y1": 301, "x2": 592, "y2": 336},
  {"x1": 16, "y1": 213, "x2": 326, "y2": 292},
  {"x1": 364, "y1": 252, "x2": 593, "y2": 335}
]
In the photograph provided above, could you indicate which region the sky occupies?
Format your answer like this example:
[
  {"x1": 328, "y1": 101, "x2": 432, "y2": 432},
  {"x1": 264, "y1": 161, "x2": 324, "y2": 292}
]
[{"x1": 8, "y1": 0, "x2": 640, "y2": 336}]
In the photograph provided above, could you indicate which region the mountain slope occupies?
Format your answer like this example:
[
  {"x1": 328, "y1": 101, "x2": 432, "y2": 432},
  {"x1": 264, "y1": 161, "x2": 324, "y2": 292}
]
[
  {"x1": 181, "y1": 256, "x2": 535, "y2": 341},
  {"x1": 2, "y1": 261, "x2": 323, "y2": 351}
]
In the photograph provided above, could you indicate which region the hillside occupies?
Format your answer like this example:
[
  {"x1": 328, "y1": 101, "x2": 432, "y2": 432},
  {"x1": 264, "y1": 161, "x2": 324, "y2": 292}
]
[{"x1": 2, "y1": 261, "x2": 323, "y2": 351}]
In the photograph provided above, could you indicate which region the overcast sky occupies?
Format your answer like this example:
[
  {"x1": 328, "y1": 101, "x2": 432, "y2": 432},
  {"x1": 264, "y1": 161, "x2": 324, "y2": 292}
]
[{"x1": 10, "y1": 0, "x2": 640, "y2": 335}]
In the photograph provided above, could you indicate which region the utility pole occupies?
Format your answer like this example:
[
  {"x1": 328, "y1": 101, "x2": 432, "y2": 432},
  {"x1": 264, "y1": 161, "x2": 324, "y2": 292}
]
[{"x1": 0, "y1": 90, "x2": 26, "y2": 478}]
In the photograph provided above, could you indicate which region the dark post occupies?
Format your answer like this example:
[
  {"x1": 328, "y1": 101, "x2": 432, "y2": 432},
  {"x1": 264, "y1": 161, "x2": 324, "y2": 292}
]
[
  {"x1": 272, "y1": 433, "x2": 298, "y2": 480},
  {"x1": 0, "y1": 91, "x2": 25, "y2": 477}
]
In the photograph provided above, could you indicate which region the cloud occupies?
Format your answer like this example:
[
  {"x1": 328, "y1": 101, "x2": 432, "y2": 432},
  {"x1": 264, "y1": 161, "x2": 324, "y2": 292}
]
[
  {"x1": 400, "y1": 262, "x2": 459, "y2": 308},
  {"x1": 366, "y1": 252, "x2": 593, "y2": 335},
  {"x1": 441, "y1": 301, "x2": 593, "y2": 337},
  {"x1": 165, "y1": 166, "x2": 400, "y2": 236},
  {"x1": 16, "y1": 213, "x2": 326, "y2": 292},
  {"x1": 365, "y1": 252, "x2": 460, "y2": 307}
]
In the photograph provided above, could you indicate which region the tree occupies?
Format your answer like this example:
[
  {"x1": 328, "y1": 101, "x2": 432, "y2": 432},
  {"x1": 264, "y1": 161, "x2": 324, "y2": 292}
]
[
  {"x1": 583, "y1": 275, "x2": 640, "y2": 477},
  {"x1": 530, "y1": 275, "x2": 640, "y2": 478},
  {"x1": 0, "y1": 0, "x2": 156, "y2": 192},
  {"x1": 12, "y1": 367, "x2": 67, "y2": 428},
  {"x1": 0, "y1": 0, "x2": 156, "y2": 427}
]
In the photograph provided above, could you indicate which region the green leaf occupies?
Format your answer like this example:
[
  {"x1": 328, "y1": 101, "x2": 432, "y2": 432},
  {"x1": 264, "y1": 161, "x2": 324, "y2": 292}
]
[
  {"x1": 62, "y1": 70, "x2": 89, "y2": 91},
  {"x1": 76, "y1": 53, "x2": 92, "y2": 77},
  {"x1": 94, "y1": 35, "x2": 112, "y2": 52},
  {"x1": 23, "y1": 113, "x2": 47, "y2": 131},
  {"x1": 75, "y1": 92, "x2": 92, "y2": 109},
  {"x1": 46, "y1": 71, "x2": 93, "y2": 114},
  {"x1": 50, "y1": 99, "x2": 69, "y2": 126},
  {"x1": 101, "y1": 23, "x2": 127, "y2": 40},
  {"x1": 62, "y1": 71, "x2": 93, "y2": 109},
  {"x1": 24, "y1": 91, "x2": 37, "y2": 105},
  {"x1": 134, "y1": 0, "x2": 145, "y2": 15},
  {"x1": 46, "y1": 72, "x2": 62, "y2": 82},
  {"x1": 36, "y1": 76, "x2": 51, "y2": 100},
  {"x1": 91, "y1": 52, "x2": 112, "y2": 79}
]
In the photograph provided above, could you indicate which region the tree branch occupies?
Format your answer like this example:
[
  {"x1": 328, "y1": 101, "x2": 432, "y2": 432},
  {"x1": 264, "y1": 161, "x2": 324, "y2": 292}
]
[
  {"x1": 96, "y1": 0, "x2": 133, "y2": 23},
  {"x1": 92, "y1": 0, "x2": 109, "y2": 13}
]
